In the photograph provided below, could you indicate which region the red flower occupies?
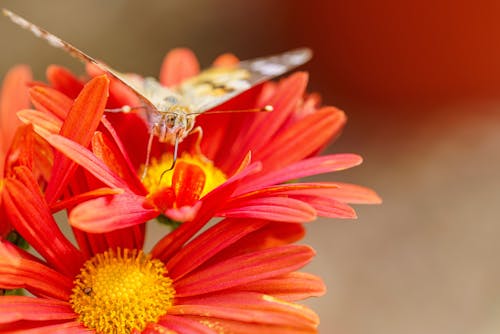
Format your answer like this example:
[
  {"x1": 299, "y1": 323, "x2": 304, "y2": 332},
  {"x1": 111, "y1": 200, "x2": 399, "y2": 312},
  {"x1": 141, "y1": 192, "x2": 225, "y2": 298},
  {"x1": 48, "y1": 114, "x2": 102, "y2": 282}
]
[
  {"x1": 0, "y1": 165, "x2": 324, "y2": 333},
  {"x1": 21, "y1": 49, "x2": 380, "y2": 233},
  {"x1": 0, "y1": 65, "x2": 53, "y2": 239}
]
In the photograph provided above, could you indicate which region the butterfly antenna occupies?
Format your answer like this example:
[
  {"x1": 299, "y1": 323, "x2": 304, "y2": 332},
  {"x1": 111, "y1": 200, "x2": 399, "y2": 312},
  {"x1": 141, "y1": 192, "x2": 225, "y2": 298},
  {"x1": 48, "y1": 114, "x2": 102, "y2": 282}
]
[
  {"x1": 159, "y1": 134, "x2": 179, "y2": 184},
  {"x1": 141, "y1": 130, "x2": 156, "y2": 180},
  {"x1": 104, "y1": 105, "x2": 147, "y2": 113},
  {"x1": 192, "y1": 105, "x2": 273, "y2": 115}
]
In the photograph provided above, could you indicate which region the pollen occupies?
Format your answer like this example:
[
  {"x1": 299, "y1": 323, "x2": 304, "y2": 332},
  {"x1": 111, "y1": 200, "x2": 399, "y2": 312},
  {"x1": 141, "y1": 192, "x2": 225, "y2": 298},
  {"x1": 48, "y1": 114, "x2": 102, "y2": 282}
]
[
  {"x1": 70, "y1": 248, "x2": 175, "y2": 334},
  {"x1": 141, "y1": 152, "x2": 227, "y2": 197}
]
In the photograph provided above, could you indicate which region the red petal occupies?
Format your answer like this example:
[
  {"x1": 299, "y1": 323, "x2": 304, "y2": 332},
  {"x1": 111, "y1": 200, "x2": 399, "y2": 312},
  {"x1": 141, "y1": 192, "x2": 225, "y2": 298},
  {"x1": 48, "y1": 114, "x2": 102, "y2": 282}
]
[
  {"x1": 0, "y1": 241, "x2": 73, "y2": 300},
  {"x1": 233, "y1": 183, "x2": 358, "y2": 218},
  {"x1": 172, "y1": 161, "x2": 206, "y2": 207},
  {"x1": 167, "y1": 219, "x2": 269, "y2": 280},
  {"x1": 2, "y1": 174, "x2": 85, "y2": 277},
  {"x1": 17, "y1": 109, "x2": 63, "y2": 135},
  {"x1": 220, "y1": 197, "x2": 317, "y2": 223},
  {"x1": 0, "y1": 65, "x2": 32, "y2": 175},
  {"x1": 0, "y1": 238, "x2": 42, "y2": 263},
  {"x1": 160, "y1": 48, "x2": 200, "y2": 86},
  {"x1": 44, "y1": 134, "x2": 130, "y2": 190},
  {"x1": 234, "y1": 182, "x2": 340, "y2": 198},
  {"x1": 0, "y1": 320, "x2": 89, "y2": 333},
  {"x1": 233, "y1": 72, "x2": 308, "y2": 160},
  {"x1": 255, "y1": 106, "x2": 346, "y2": 171},
  {"x1": 322, "y1": 182, "x2": 382, "y2": 204},
  {"x1": 174, "y1": 245, "x2": 315, "y2": 297},
  {"x1": 236, "y1": 272, "x2": 326, "y2": 301},
  {"x1": 239, "y1": 154, "x2": 363, "y2": 193},
  {"x1": 3, "y1": 125, "x2": 35, "y2": 176},
  {"x1": 99, "y1": 116, "x2": 146, "y2": 180},
  {"x1": 28, "y1": 85, "x2": 72, "y2": 120},
  {"x1": 46, "y1": 65, "x2": 84, "y2": 99},
  {"x1": 69, "y1": 192, "x2": 158, "y2": 233},
  {"x1": 50, "y1": 187, "x2": 124, "y2": 212},
  {"x1": 45, "y1": 75, "x2": 110, "y2": 204},
  {"x1": 91, "y1": 131, "x2": 147, "y2": 195},
  {"x1": 151, "y1": 162, "x2": 262, "y2": 262},
  {"x1": 210, "y1": 222, "x2": 305, "y2": 263},
  {"x1": 157, "y1": 315, "x2": 216, "y2": 334},
  {"x1": 171, "y1": 291, "x2": 319, "y2": 329},
  {"x1": 85, "y1": 62, "x2": 142, "y2": 109},
  {"x1": 0, "y1": 297, "x2": 75, "y2": 323},
  {"x1": 179, "y1": 315, "x2": 317, "y2": 334},
  {"x1": 212, "y1": 53, "x2": 239, "y2": 67},
  {"x1": 292, "y1": 195, "x2": 357, "y2": 219},
  {"x1": 163, "y1": 202, "x2": 201, "y2": 222}
]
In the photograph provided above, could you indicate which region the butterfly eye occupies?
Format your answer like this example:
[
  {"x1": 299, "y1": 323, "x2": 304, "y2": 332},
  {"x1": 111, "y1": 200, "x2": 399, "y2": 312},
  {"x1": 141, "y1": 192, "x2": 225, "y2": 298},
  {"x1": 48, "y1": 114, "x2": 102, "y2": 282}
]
[{"x1": 165, "y1": 114, "x2": 176, "y2": 126}]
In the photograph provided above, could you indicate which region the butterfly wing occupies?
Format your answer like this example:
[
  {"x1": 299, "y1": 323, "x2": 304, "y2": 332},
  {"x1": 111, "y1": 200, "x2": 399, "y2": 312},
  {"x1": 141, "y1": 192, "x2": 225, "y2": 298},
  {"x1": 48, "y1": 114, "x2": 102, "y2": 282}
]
[
  {"x1": 2, "y1": 9, "x2": 158, "y2": 111},
  {"x1": 176, "y1": 48, "x2": 312, "y2": 113}
]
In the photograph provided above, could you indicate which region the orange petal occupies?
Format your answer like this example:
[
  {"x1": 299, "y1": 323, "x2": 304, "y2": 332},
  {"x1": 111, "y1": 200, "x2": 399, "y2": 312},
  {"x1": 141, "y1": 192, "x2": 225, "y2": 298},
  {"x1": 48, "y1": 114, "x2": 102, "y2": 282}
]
[
  {"x1": 213, "y1": 222, "x2": 305, "y2": 261},
  {"x1": 0, "y1": 65, "x2": 32, "y2": 174},
  {"x1": 174, "y1": 245, "x2": 315, "y2": 297},
  {"x1": 0, "y1": 243, "x2": 73, "y2": 300},
  {"x1": 220, "y1": 197, "x2": 317, "y2": 223},
  {"x1": 171, "y1": 291, "x2": 319, "y2": 329},
  {"x1": 69, "y1": 192, "x2": 158, "y2": 233},
  {"x1": 45, "y1": 75, "x2": 110, "y2": 204},
  {"x1": 157, "y1": 315, "x2": 214, "y2": 333},
  {"x1": 0, "y1": 296, "x2": 76, "y2": 323},
  {"x1": 167, "y1": 218, "x2": 269, "y2": 280},
  {"x1": 50, "y1": 187, "x2": 124, "y2": 212},
  {"x1": 17, "y1": 109, "x2": 63, "y2": 135},
  {"x1": 237, "y1": 72, "x2": 309, "y2": 155},
  {"x1": 212, "y1": 53, "x2": 240, "y2": 67},
  {"x1": 44, "y1": 134, "x2": 130, "y2": 190},
  {"x1": 2, "y1": 171, "x2": 85, "y2": 277},
  {"x1": 29, "y1": 85, "x2": 73, "y2": 120},
  {"x1": 46, "y1": 65, "x2": 84, "y2": 99},
  {"x1": 237, "y1": 272, "x2": 326, "y2": 301},
  {"x1": 172, "y1": 161, "x2": 206, "y2": 207},
  {"x1": 151, "y1": 162, "x2": 262, "y2": 262},
  {"x1": 323, "y1": 182, "x2": 383, "y2": 204},
  {"x1": 255, "y1": 106, "x2": 346, "y2": 170},
  {"x1": 179, "y1": 314, "x2": 317, "y2": 334},
  {"x1": 91, "y1": 131, "x2": 147, "y2": 195},
  {"x1": 239, "y1": 154, "x2": 363, "y2": 193},
  {"x1": 160, "y1": 48, "x2": 200, "y2": 86}
]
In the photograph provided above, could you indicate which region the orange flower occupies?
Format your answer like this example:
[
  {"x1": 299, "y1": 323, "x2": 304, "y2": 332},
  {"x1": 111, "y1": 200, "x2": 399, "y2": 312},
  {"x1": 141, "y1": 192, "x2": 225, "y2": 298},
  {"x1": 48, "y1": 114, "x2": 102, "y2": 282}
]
[
  {"x1": 21, "y1": 49, "x2": 380, "y2": 233},
  {"x1": 0, "y1": 166, "x2": 324, "y2": 333}
]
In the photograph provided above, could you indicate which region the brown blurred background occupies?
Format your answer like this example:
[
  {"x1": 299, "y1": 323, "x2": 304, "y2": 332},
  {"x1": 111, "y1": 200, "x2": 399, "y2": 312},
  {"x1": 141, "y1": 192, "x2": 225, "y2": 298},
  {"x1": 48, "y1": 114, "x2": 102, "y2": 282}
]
[{"x1": 2, "y1": 1, "x2": 500, "y2": 333}]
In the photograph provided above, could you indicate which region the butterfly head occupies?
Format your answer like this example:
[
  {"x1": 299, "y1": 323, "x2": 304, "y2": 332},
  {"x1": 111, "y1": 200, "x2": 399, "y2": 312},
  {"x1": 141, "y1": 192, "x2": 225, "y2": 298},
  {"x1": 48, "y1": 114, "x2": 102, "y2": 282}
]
[{"x1": 153, "y1": 106, "x2": 195, "y2": 144}]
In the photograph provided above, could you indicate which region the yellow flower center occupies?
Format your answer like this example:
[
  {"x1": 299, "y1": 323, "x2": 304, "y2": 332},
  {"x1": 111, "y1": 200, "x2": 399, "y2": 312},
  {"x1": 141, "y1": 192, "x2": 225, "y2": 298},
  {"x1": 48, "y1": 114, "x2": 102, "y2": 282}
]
[
  {"x1": 70, "y1": 248, "x2": 175, "y2": 334},
  {"x1": 141, "y1": 152, "x2": 227, "y2": 196}
]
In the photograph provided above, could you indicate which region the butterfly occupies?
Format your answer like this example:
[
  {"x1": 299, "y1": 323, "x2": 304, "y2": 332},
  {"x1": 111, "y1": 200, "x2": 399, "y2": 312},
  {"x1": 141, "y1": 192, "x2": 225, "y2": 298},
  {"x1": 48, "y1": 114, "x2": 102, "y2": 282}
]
[{"x1": 3, "y1": 9, "x2": 312, "y2": 176}]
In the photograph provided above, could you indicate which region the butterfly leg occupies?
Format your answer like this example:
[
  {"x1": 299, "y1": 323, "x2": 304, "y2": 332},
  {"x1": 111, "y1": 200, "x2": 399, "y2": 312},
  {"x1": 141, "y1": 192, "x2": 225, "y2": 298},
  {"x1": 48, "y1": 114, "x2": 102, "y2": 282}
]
[
  {"x1": 189, "y1": 126, "x2": 211, "y2": 164},
  {"x1": 141, "y1": 125, "x2": 157, "y2": 180},
  {"x1": 189, "y1": 126, "x2": 204, "y2": 157},
  {"x1": 159, "y1": 134, "x2": 180, "y2": 184}
]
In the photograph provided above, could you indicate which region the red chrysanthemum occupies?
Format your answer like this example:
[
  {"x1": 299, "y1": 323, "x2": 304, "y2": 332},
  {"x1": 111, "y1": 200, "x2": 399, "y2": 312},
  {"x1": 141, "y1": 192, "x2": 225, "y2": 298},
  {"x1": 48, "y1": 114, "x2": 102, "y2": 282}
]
[
  {"x1": 0, "y1": 65, "x2": 52, "y2": 240},
  {"x1": 19, "y1": 49, "x2": 380, "y2": 233},
  {"x1": 1, "y1": 164, "x2": 324, "y2": 333}
]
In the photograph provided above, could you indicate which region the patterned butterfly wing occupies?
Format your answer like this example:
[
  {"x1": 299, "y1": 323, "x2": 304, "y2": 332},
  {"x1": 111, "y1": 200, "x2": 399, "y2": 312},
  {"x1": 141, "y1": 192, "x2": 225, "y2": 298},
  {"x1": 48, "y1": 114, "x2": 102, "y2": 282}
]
[
  {"x1": 175, "y1": 48, "x2": 312, "y2": 113},
  {"x1": 2, "y1": 9, "x2": 158, "y2": 112}
]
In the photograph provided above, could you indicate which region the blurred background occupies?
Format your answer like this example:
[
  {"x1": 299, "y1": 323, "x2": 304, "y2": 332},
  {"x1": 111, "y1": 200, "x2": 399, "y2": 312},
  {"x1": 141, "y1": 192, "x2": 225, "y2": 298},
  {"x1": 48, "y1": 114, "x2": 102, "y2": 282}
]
[{"x1": 1, "y1": 1, "x2": 500, "y2": 333}]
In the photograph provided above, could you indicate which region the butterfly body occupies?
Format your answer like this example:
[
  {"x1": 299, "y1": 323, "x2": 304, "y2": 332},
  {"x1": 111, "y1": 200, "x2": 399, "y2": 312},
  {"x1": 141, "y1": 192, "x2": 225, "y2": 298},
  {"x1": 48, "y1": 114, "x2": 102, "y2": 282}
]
[{"x1": 130, "y1": 77, "x2": 196, "y2": 144}]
